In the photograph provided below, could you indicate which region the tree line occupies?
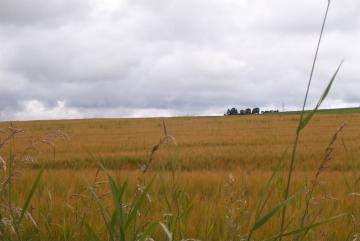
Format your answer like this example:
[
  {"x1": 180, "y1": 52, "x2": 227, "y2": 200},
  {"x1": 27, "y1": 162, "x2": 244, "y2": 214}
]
[
  {"x1": 225, "y1": 107, "x2": 260, "y2": 115},
  {"x1": 225, "y1": 107, "x2": 280, "y2": 115}
]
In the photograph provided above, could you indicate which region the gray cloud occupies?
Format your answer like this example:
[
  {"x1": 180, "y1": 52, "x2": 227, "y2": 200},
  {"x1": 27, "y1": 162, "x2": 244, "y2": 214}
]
[
  {"x1": 0, "y1": 0, "x2": 359, "y2": 120},
  {"x1": 0, "y1": 0, "x2": 92, "y2": 27},
  {"x1": 255, "y1": 0, "x2": 360, "y2": 33}
]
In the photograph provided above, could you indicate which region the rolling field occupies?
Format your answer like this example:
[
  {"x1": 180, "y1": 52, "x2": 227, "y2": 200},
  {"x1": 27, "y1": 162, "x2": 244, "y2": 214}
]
[
  {"x1": 1, "y1": 112, "x2": 360, "y2": 170},
  {"x1": 1, "y1": 112, "x2": 360, "y2": 240}
]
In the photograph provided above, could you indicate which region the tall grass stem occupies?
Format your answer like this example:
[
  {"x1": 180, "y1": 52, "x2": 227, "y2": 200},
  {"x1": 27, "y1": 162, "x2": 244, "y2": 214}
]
[{"x1": 279, "y1": 1, "x2": 331, "y2": 240}]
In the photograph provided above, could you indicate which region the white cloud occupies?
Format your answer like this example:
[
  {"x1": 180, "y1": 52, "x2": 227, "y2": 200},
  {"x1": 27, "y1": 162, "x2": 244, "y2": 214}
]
[{"x1": 11, "y1": 100, "x2": 83, "y2": 120}]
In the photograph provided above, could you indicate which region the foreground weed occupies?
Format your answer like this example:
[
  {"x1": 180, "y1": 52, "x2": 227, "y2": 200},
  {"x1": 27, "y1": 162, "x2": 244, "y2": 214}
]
[
  {"x1": 158, "y1": 159, "x2": 194, "y2": 241},
  {"x1": 0, "y1": 126, "x2": 44, "y2": 240},
  {"x1": 85, "y1": 122, "x2": 177, "y2": 241},
  {"x1": 297, "y1": 123, "x2": 346, "y2": 240},
  {"x1": 279, "y1": 1, "x2": 344, "y2": 239}
]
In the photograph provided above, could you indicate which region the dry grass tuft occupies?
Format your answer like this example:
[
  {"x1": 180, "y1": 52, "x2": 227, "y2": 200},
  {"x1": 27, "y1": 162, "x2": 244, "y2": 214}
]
[
  {"x1": 300, "y1": 122, "x2": 346, "y2": 232},
  {"x1": 140, "y1": 120, "x2": 177, "y2": 173}
]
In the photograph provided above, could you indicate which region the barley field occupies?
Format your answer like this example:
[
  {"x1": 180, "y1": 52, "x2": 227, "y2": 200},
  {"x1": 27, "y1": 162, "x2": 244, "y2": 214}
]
[
  {"x1": 2, "y1": 112, "x2": 360, "y2": 170},
  {"x1": 1, "y1": 112, "x2": 360, "y2": 240}
]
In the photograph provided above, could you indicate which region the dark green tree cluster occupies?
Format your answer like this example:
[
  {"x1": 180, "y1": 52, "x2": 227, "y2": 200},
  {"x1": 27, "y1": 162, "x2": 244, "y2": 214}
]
[{"x1": 225, "y1": 107, "x2": 260, "y2": 116}]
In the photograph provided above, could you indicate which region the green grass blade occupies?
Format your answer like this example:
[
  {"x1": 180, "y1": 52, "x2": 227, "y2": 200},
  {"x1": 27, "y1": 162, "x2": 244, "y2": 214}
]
[
  {"x1": 94, "y1": 158, "x2": 107, "y2": 171},
  {"x1": 110, "y1": 180, "x2": 128, "y2": 226},
  {"x1": 265, "y1": 213, "x2": 346, "y2": 241},
  {"x1": 252, "y1": 192, "x2": 297, "y2": 231},
  {"x1": 110, "y1": 212, "x2": 117, "y2": 232},
  {"x1": 108, "y1": 176, "x2": 127, "y2": 241},
  {"x1": 85, "y1": 181, "x2": 110, "y2": 222},
  {"x1": 18, "y1": 168, "x2": 44, "y2": 224},
  {"x1": 159, "y1": 174, "x2": 172, "y2": 211},
  {"x1": 91, "y1": 157, "x2": 130, "y2": 240},
  {"x1": 82, "y1": 172, "x2": 112, "y2": 239},
  {"x1": 125, "y1": 177, "x2": 154, "y2": 229},
  {"x1": 298, "y1": 62, "x2": 343, "y2": 132},
  {"x1": 343, "y1": 174, "x2": 351, "y2": 193},
  {"x1": 159, "y1": 222, "x2": 173, "y2": 241},
  {"x1": 180, "y1": 201, "x2": 193, "y2": 222},
  {"x1": 138, "y1": 221, "x2": 159, "y2": 241},
  {"x1": 86, "y1": 224, "x2": 102, "y2": 241},
  {"x1": 108, "y1": 177, "x2": 121, "y2": 239},
  {"x1": 255, "y1": 154, "x2": 285, "y2": 220}
]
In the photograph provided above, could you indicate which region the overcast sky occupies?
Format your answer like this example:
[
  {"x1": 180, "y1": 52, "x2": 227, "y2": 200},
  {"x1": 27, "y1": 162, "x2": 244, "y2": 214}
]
[{"x1": 0, "y1": 0, "x2": 359, "y2": 120}]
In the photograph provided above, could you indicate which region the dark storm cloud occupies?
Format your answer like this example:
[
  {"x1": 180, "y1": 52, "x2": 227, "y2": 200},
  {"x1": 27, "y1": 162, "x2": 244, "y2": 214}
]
[{"x1": 0, "y1": 0, "x2": 359, "y2": 120}]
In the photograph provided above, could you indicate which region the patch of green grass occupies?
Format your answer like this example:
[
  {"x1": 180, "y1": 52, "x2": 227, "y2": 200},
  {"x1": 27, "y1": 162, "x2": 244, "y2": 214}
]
[{"x1": 277, "y1": 107, "x2": 360, "y2": 116}]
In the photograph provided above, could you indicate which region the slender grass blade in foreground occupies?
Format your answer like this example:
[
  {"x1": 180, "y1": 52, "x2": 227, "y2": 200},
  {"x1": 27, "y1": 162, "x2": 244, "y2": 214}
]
[
  {"x1": 86, "y1": 224, "x2": 102, "y2": 241},
  {"x1": 265, "y1": 214, "x2": 346, "y2": 241},
  {"x1": 279, "y1": 1, "x2": 344, "y2": 240},
  {"x1": 298, "y1": 62, "x2": 343, "y2": 132},
  {"x1": 18, "y1": 167, "x2": 44, "y2": 224},
  {"x1": 248, "y1": 190, "x2": 300, "y2": 241}
]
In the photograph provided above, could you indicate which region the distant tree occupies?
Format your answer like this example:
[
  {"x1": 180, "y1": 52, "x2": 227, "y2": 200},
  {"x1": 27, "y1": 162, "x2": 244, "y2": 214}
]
[
  {"x1": 252, "y1": 107, "x2": 260, "y2": 114},
  {"x1": 229, "y1": 107, "x2": 238, "y2": 115},
  {"x1": 226, "y1": 107, "x2": 262, "y2": 115}
]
